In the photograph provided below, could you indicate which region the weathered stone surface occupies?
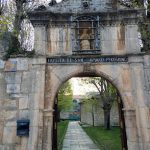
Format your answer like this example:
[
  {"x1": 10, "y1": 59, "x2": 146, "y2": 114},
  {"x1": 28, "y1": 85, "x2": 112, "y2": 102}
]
[
  {"x1": 3, "y1": 100, "x2": 17, "y2": 109},
  {"x1": 7, "y1": 84, "x2": 21, "y2": 94},
  {"x1": 21, "y1": 72, "x2": 32, "y2": 94},
  {"x1": 34, "y1": 41, "x2": 47, "y2": 55},
  {"x1": 30, "y1": 58, "x2": 46, "y2": 65},
  {"x1": 0, "y1": 123, "x2": 4, "y2": 143},
  {"x1": 34, "y1": 26, "x2": 47, "y2": 42},
  {"x1": 19, "y1": 137, "x2": 28, "y2": 150},
  {"x1": 4, "y1": 60, "x2": 17, "y2": 72},
  {"x1": 126, "y1": 127, "x2": 138, "y2": 142},
  {"x1": 29, "y1": 69, "x2": 45, "y2": 93},
  {"x1": 0, "y1": 73, "x2": 7, "y2": 99},
  {"x1": 4, "y1": 110, "x2": 17, "y2": 121},
  {"x1": 0, "y1": 60, "x2": 4, "y2": 69},
  {"x1": 5, "y1": 72, "x2": 22, "y2": 84},
  {"x1": 144, "y1": 55, "x2": 150, "y2": 66},
  {"x1": 19, "y1": 96, "x2": 29, "y2": 110},
  {"x1": 19, "y1": 110, "x2": 29, "y2": 119},
  {"x1": 16, "y1": 59, "x2": 29, "y2": 71},
  {"x1": 3, "y1": 126, "x2": 20, "y2": 144},
  {"x1": 29, "y1": 93, "x2": 44, "y2": 110},
  {"x1": 27, "y1": 126, "x2": 39, "y2": 150},
  {"x1": 30, "y1": 110, "x2": 43, "y2": 127}
]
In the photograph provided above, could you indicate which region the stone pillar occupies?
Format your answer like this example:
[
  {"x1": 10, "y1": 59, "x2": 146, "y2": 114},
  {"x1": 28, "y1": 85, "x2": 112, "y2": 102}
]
[
  {"x1": 33, "y1": 24, "x2": 48, "y2": 55},
  {"x1": 27, "y1": 58, "x2": 46, "y2": 150},
  {"x1": 129, "y1": 57, "x2": 150, "y2": 150}
]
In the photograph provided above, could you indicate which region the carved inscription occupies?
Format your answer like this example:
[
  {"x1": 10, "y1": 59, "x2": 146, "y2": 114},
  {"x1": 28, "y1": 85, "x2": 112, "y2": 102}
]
[{"x1": 47, "y1": 56, "x2": 128, "y2": 64}]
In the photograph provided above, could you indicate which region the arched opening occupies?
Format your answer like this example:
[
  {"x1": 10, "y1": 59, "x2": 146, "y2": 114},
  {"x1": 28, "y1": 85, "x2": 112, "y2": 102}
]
[{"x1": 52, "y1": 72, "x2": 128, "y2": 150}]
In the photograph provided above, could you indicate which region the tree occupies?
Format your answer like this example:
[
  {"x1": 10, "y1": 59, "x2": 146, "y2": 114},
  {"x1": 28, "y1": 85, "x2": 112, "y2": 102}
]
[
  {"x1": 82, "y1": 77, "x2": 117, "y2": 130},
  {"x1": 58, "y1": 81, "x2": 73, "y2": 121},
  {"x1": 0, "y1": 0, "x2": 41, "y2": 58},
  {"x1": 81, "y1": 96, "x2": 99, "y2": 127}
]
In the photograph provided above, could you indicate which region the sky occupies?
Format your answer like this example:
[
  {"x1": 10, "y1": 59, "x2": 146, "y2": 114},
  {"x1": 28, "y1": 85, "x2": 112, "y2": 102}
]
[{"x1": 70, "y1": 78, "x2": 98, "y2": 96}]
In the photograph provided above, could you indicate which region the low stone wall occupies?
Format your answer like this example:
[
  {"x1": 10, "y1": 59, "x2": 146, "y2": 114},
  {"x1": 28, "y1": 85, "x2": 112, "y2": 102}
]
[{"x1": 80, "y1": 101, "x2": 119, "y2": 126}]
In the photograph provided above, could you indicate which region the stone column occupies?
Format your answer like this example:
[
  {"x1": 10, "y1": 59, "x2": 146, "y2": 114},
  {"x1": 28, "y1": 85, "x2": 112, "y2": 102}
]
[
  {"x1": 129, "y1": 57, "x2": 150, "y2": 150},
  {"x1": 26, "y1": 58, "x2": 46, "y2": 150}
]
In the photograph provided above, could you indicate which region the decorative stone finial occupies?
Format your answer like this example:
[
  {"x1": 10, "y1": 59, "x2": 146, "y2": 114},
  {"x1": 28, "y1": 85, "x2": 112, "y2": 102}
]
[
  {"x1": 82, "y1": 0, "x2": 90, "y2": 9},
  {"x1": 34, "y1": 5, "x2": 47, "y2": 11},
  {"x1": 49, "y1": 0, "x2": 57, "y2": 6}
]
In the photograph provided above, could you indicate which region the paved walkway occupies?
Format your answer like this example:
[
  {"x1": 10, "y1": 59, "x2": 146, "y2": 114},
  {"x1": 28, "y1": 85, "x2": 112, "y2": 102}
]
[{"x1": 62, "y1": 121, "x2": 99, "y2": 150}]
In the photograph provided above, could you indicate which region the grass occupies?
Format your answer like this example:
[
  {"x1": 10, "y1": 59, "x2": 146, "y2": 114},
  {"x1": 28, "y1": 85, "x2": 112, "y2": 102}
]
[
  {"x1": 82, "y1": 126, "x2": 122, "y2": 150},
  {"x1": 57, "y1": 120, "x2": 69, "y2": 150}
]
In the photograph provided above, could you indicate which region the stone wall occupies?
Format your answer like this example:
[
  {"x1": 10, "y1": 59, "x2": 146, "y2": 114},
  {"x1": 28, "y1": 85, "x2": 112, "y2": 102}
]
[
  {"x1": 0, "y1": 58, "x2": 46, "y2": 150},
  {"x1": 32, "y1": 23, "x2": 141, "y2": 56},
  {"x1": 0, "y1": 54, "x2": 149, "y2": 150},
  {"x1": 80, "y1": 101, "x2": 119, "y2": 126}
]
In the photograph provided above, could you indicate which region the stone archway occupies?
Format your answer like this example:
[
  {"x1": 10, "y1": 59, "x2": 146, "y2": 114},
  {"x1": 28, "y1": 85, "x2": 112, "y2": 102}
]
[
  {"x1": 43, "y1": 63, "x2": 136, "y2": 150},
  {"x1": 53, "y1": 74, "x2": 128, "y2": 150}
]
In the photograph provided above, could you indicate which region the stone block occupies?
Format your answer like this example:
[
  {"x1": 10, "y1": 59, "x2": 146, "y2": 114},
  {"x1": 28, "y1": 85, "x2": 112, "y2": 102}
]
[
  {"x1": 126, "y1": 127, "x2": 138, "y2": 142},
  {"x1": 101, "y1": 40, "x2": 125, "y2": 55},
  {"x1": 4, "y1": 60, "x2": 17, "y2": 72},
  {"x1": 0, "y1": 123, "x2": 4, "y2": 143},
  {"x1": 0, "y1": 60, "x2": 4, "y2": 69},
  {"x1": 27, "y1": 126, "x2": 38, "y2": 150},
  {"x1": 5, "y1": 110, "x2": 17, "y2": 121},
  {"x1": 30, "y1": 70, "x2": 45, "y2": 93},
  {"x1": 0, "y1": 73, "x2": 7, "y2": 99},
  {"x1": 30, "y1": 58, "x2": 46, "y2": 65},
  {"x1": 7, "y1": 84, "x2": 20, "y2": 94},
  {"x1": 144, "y1": 55, "x2": 150, "y2": 66},
  {"x1": 126, "y1": 38, "x2": 140, "y2": 54},
  {"x1": 19, "y1": 110, "x2": 29, "y2": 119},
  {"x1": 121, "y1": 68, "x2": 132, "y2": 91},
  {"x1": 3, "y1": 126, "x2": 20, "y2": 144},
  {"x1": 34, "y1": 41, "x2": 47, "y2": 55},
  {"x1": 5, "y1": 72, "x2": 22, "y2": 84},
  {"x1": 137, "y1": 107, "x2": 150, "y2": 128},
  {"x1": 124, "y1": 109, "x2": 136, "y2": 128},
  {"x1": 140, "y1": 128, "x2": 150, "y2": 142},
  {"x1": 30, "y1": 110, "x2": 43, "y2": 127},
  {"x1": 101, "y1": 26, "x2": 124, "y2": 41},
  {"x1": 127, "y1": 141, "x2": 140, "y2": 150},
  {"x1": 5, "y1": 121, "x2": 16, "y2": 127},
  {"x1": 3, "y1": 100, "x2": 17, "y2": 109},
  {"x1": 29, "y1": 92, "x2": 44, "y2": 109},
  {"x1": 19, "y1": 137, "x2": 28, "y2": 150},
  {"x1": 34, "y1": 26, "x2": 47, "y2": 41},
  {"x1": 19, "y1": 96, "x2": 29, "y2": 110},
  {"x1": 17, "y1": 59, "x2": 28, "y2": 71},
  {"x1": 20, "y1": 72, "x2": 31, "y2": 94},
  {"x1": 125, "y1": 25, "x2": 139, "y2": 39}
]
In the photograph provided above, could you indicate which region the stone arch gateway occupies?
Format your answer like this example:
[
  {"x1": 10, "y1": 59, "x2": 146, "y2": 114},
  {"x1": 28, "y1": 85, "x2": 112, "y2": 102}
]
[
  {"x1": 0, "y1": 0, "x2": 150, "y2": 150},
  {"x1": 48, "y1": 68, "x2": 128, "y2": 150}
]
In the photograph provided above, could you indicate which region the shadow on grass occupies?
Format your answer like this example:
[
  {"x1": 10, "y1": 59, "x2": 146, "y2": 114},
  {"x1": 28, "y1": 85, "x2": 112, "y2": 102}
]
[{"x1": 82, "y1": 125, "x2": 122, "y2": 150}]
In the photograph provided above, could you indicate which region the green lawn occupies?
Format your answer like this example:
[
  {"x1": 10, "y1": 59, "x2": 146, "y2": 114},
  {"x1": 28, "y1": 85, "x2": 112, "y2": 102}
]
[
  {"x1": 57, "y1": 120, "x2": 69, "y2": 150},
  {"x1": 83, "y1": 126, "x2": 122, "y2": 150}
]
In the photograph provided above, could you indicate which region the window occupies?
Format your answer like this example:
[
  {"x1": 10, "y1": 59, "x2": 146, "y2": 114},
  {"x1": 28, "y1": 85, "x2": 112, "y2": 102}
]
[{"x1": 73, "y1": 16, "x2": 100, "y2": 54}]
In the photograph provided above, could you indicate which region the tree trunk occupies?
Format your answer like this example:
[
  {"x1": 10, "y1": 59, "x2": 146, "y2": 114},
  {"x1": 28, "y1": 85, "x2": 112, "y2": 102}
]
[
  {"x1": 57, "y1": 110, "x2": 60, "y2": 122},
  {"x1": 91, "y1": 104, "x2": 95, "y2": 126},
  {"x1": 104, "y1": 109, "x2": 111, "y2": 130}
]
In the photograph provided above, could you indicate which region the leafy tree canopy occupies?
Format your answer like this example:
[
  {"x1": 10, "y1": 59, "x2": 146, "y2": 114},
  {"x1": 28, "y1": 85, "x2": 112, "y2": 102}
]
[{"x1": 58, "y1": 81, "x2": 73, "y2": 113}]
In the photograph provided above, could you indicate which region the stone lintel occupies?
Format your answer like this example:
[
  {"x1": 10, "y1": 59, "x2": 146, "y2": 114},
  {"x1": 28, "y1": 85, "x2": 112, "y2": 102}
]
[{"x1": 28, "y1": 8, "x2": 144, "y2": 26}]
